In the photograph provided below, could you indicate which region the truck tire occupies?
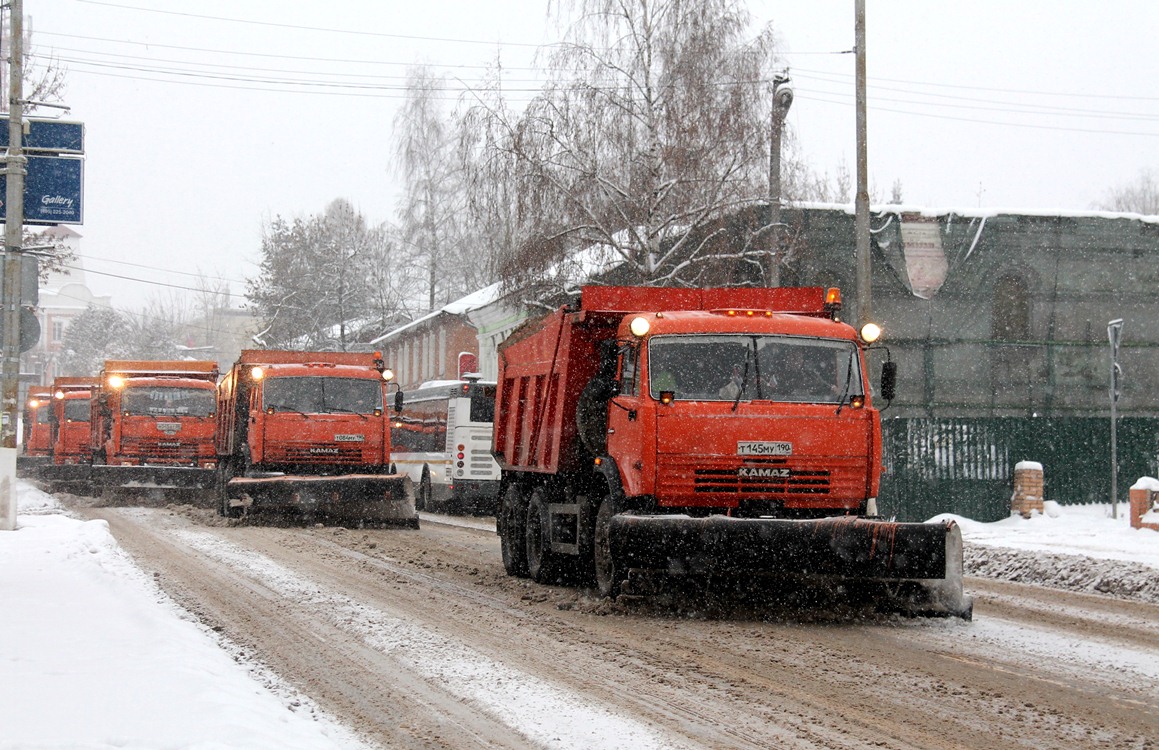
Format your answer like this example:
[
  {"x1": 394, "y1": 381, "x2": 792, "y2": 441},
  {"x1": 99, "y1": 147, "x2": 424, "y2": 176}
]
[
  {"x1": 217, "y1": 459, "x2": 242, "y2": 519},
  {"x1": 417, "y1": 469, "x2": 432, "y2": 512},
  {"x1": 594, "y1": 496, "x2": 622, "y2": 598},
  {"x1": 525, "y1": 488, "x2": 563, "y2": 583},
  {"x1": 499, "y1": 484, "x2": 529, "y2": 577}
]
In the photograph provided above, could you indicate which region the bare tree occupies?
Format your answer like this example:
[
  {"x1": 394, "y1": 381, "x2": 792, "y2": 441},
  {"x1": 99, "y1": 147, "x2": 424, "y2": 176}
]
[
  {"x1": 1097, "y1": 168, "x2": 1159, "y2": 215},
  {"x1": 2, "y1": 17, "x2": 68, "y2": 115},
  {"x1": 393, "y1": 66, "x2": 469, "y2": 311},
  {"x1": 488, "y1": 0, "x2": 779, "y2": 292}
]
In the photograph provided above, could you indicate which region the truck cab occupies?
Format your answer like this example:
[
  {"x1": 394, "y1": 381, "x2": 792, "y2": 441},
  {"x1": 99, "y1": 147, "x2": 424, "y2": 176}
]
[{"x1": 601, "y1": 307, "x2": 879, "y2": 518}]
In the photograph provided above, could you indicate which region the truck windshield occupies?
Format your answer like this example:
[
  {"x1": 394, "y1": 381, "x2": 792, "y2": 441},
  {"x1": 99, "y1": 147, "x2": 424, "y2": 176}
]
[
  {"x1": 63, "y1": 400, "x2": 90, "y2": 422},
  {"x1": 263, "y1": 376, "x2": 383, "y2": 415},
  {"x1": 122, "y1": 386, "x2": 215, "y2": 416},
  {"x1": 648, "y1": 334, "x2": 864, "y2": 404}
]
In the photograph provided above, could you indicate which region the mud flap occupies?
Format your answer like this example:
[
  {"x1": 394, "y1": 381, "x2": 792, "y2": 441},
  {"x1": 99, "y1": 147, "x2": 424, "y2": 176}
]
[
  {"x1": 608, "y1": 514, "x2": 972, "y2": 618},
  {"x1": 227, "y1": 473, "x2": 418, "y2": 526}
]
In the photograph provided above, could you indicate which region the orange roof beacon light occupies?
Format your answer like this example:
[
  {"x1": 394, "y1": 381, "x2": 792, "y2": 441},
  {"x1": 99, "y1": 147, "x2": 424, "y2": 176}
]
[{"x1": 824, "y1": 287, "x2": 843, "y2": 319}]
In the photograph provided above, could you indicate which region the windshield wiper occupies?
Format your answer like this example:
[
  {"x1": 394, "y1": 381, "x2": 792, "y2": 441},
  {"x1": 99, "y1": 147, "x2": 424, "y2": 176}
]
[
  {"x1": 267, "y1": 404, "x2": 310, "y2": 417},
  {"x1": 835, "y1": 352, "x2": 856, "y2": 416},
  {"x1": 731, "y1": 358, "x2": 751, "y2": 413},
  {"x1": 322, "y1": 405, "x2": 369, "y2": 419}
]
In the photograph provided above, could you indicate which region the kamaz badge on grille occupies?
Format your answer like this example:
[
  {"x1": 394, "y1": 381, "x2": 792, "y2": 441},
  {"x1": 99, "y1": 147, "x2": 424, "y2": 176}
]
[
  {"x1": 739, "y1": 466, "x2": 791, "y2": 478},
  {"x1": 737, "y1": 441, "x2": 792, "y2": 456}
]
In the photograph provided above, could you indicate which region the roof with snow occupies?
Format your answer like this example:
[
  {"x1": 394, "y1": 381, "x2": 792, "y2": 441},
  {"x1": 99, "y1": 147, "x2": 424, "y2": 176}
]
[{"x1": 368, "y1": 282, "x2": 503, "y2": 345}]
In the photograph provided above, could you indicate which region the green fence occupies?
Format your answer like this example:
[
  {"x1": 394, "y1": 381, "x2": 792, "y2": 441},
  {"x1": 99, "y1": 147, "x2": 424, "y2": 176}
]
[{"x1": 879, "y1": 417, "x2": 1159, "y2": 522}]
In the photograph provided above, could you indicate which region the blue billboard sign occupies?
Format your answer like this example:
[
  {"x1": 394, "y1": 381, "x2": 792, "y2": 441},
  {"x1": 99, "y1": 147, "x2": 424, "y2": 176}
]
[
  {"x1": 0, "y1": 117, "x2": 84, "y2": 154},
  {"x1": 0, "y1": 155, "x2": 84, "y2": 225}
]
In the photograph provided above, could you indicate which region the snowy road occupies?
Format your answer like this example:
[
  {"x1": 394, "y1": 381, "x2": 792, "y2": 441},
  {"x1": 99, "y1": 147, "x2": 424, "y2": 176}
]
[{"x1": 68, "y1": 499, "x2": 1159, "y2": 750}]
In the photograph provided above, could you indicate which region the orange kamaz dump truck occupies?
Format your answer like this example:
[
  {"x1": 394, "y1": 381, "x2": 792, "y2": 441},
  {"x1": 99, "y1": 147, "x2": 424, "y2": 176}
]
[
  {"x1": 215, "y1": 350, "x2": 416, "y2": 526},
  {"x1": 40, "y1": 376, "x2": 99, "y2": 486},
  {"x1": 90, "y1": 360, "x2": 220, "y2": 491},
  {"x1": 493, "y1": 286, "x2": 970, "y2": 618}
]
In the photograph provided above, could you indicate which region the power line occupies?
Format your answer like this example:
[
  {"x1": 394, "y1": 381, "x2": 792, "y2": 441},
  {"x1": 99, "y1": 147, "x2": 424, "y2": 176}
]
[
  {"x1": 76, "y1": 0, "x2": 549, "y2": 48},
  {"x1": 797, "y1": 91, "x2": 1159, "y2": 138},
  {"x1": 38, "y1": 31, "x2": 546, "y2": 72}
]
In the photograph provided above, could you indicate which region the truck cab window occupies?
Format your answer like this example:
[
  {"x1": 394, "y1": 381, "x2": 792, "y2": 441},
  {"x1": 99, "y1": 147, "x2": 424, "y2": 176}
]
[{"x1": 619, "y1": 344, "x2": 639, "y2": 397}]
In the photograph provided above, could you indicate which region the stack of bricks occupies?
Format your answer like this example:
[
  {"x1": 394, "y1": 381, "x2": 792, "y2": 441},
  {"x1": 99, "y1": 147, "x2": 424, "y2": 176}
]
[{"x1": 1011, "y1": 463, "x2": 1044, "y2": 518}]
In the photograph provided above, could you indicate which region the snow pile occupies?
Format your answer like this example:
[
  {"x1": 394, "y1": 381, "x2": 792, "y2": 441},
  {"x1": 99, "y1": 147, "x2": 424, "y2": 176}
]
[{"x1": 933, "y1": 502, "x2": 1159, "y2": 604}]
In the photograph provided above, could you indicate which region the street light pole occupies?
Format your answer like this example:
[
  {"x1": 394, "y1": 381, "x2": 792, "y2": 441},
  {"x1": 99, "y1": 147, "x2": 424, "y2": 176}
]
[
  {"x1": 854, "y1": 0, "x2": 871, "y2": 328},
  {"x1": 1, "y1": 0, "x2": 26, "y2": 531}
]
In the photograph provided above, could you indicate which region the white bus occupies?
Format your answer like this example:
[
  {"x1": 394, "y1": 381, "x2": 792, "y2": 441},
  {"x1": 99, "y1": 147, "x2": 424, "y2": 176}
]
[{"x1": 391, "y1": 378, "x2": 501, "y2": 513}]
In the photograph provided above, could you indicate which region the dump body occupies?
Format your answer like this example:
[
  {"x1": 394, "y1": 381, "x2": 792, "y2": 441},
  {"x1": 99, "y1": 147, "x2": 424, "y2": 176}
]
[
  {"x1": 215, "y1": 349, "x2": 416, "y2": 525},
  {"x1": 494, "y1": 286, "x2": 970, "y2": 617},
  {"x1": 90, "y1": 360, "x2": 219, "y2": 490}
]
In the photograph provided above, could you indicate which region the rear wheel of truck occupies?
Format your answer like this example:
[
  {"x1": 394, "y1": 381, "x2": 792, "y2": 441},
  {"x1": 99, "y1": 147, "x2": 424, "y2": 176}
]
[
  {"x1": 217, "y1": 459, "x2": 242, "y2": 519},
  {"x1": 499, "y1": 484, "x2": 529, "y2": 577},
  {"x1": 525, "y1": 488, "x2": 563, "y2": 583},
  {"x1": 417, "y1": 469, "x2": 432, "y2": 512},
  {"x1": 594, "y1": 496, "x2": 622, "y2": 598}
]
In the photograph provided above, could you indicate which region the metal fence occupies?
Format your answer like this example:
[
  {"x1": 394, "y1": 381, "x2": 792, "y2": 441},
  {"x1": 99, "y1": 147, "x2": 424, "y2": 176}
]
[{"x1": 879, "y1": 417, "x2": 1159, "y2": 522}]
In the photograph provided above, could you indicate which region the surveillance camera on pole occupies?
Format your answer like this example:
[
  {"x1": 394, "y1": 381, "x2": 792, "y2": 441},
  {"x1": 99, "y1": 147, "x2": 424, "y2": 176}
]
[{"x1": 766, "y1": 72, "x2": 793, "y2": 286}]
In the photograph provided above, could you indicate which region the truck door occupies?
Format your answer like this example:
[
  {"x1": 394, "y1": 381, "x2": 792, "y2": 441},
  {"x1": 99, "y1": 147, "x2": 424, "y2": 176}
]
[{"x1": 605, "y1": 342, "x2": 649, "y2": 497}]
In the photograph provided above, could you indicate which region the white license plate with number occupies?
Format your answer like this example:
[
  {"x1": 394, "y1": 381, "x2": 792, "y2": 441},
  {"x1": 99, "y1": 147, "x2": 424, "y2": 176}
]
[{"x1": 737, "y1": 441, "x2": 792, "y2": 456}]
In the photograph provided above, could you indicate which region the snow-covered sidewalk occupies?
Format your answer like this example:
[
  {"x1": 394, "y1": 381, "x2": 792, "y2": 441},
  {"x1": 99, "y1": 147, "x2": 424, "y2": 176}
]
[{"x1": 0, "y1": 481, "x2": 367, "y2": 750}]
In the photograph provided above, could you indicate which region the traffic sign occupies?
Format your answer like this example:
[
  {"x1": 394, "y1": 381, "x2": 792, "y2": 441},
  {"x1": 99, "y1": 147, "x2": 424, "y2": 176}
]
[
  {"x1": 0, "y1": 117, "x2": 84, "y2": 154},
  {"x1": 0, "y1": 155, "x2": 84, "y2": 225},
  {"x1": 0, "y1": 308, "x2": 40, "y2": 353}
]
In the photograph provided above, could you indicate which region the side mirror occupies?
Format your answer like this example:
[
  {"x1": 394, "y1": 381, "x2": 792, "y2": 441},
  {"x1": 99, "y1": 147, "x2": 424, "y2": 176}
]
[
  {"x1": 394, "y1": 389, "x2": 404, "y2": 413},
  {"x1": 880, "y1": 361, "x2": 897, "y2": 402}
]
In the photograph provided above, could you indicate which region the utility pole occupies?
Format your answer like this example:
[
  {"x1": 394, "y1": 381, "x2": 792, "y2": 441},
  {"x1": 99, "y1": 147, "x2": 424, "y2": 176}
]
[
  {"x1": 854, "y1": 0, "x2": 871, "y2": 328},
  {"x1": 1, "y1": 0, "x2": 25, "y2": 531},
  {"x1": 1108, "y1": 319, "x2": 1124, "y2": 520},
  {"x1": 766, "y1": 73, "x2": 793, "y2": 287}
]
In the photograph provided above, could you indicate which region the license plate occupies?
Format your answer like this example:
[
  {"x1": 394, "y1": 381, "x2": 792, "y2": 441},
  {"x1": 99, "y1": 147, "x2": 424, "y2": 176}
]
[{"x1": 737, "y1": 441, "x2": 792, "y2": 456}]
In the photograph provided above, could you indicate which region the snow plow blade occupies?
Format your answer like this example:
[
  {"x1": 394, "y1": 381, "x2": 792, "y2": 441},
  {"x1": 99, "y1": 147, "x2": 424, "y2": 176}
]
[
  {"x1": 608, "y1": 514, "x2": 971, "y2": 619},
  {"x1": 226, "y1": 473, "x2": 418, "y2": 526},
  {"x1": 91, "y1": 464, "x2": 217, "y2": 490},
  {"x1": 16, "y1": 455, "x2": 52, "y2": 479}
]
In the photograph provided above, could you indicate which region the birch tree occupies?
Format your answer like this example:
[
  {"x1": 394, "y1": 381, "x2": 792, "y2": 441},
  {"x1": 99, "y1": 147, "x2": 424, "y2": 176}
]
[
  {"x1": 497, "y1": 0, "x2": 779, "y2": 290},
  {"x1": 393, "y1": 66, "x2": 470, "y2": 311}
]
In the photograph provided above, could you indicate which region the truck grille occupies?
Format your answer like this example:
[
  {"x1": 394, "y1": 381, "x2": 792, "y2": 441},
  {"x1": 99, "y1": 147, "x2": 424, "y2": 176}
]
[
  {"x1": 655, "y1": 455, "x2": 863, "y2": 502},
  {"x1": 276, "y1": 443, "x2": 366, "y2": 465},
  {"x1": 122, "y1": 439, "x2": 205, "y2": 461}
]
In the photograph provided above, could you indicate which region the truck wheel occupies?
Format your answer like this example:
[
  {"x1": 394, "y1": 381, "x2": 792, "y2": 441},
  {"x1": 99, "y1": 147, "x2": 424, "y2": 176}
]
[
  {"x1": 525, "y1": 488, "x2": 562, "y2": 584},
  {"x1": 417, "y1": 469, "x2": 432, "y2": 512},
  {"x1": 499, "y1": 484, "x2": 529, "y2": 578},
  {"x1": 594, "y1": 496, "x2": 622, "y2": 598},
  {"x1": 217, "y1": 460, "x2": 242, "y2": 519}
]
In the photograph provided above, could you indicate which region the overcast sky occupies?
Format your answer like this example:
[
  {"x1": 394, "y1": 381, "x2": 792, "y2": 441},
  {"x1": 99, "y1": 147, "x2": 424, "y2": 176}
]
[{"x1": 21, "y1": 0, "x2": 1159, "y2": 311}]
